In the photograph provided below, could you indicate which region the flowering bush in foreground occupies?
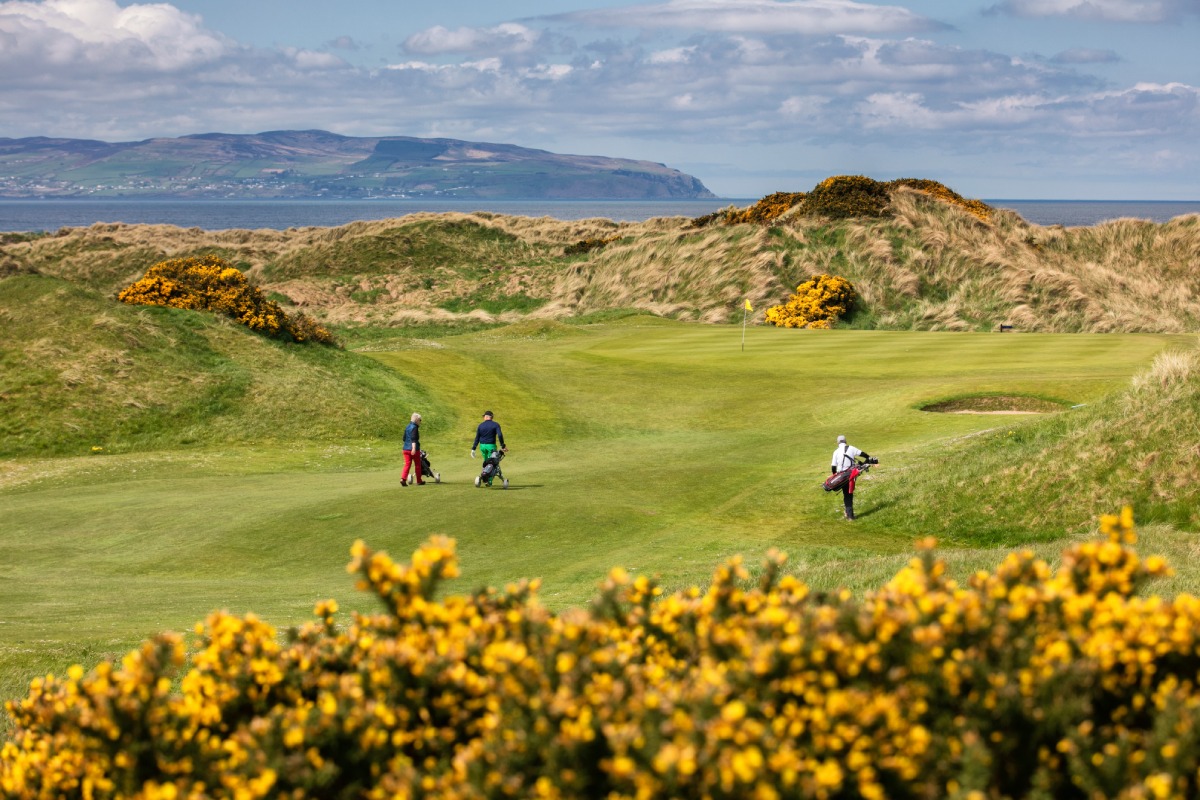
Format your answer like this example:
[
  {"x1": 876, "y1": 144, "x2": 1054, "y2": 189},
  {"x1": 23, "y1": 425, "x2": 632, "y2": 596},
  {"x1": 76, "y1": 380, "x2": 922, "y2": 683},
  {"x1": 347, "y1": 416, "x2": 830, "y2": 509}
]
[
  {"x1": 765, "y1": 274, "x2": 857, "y2": 329},
  {"x1": 118, "y1": 255, "x2": 337, "y2": 345},
  {"x1": 5, "y1": 509, "x2": 1200, "y2": 799}
]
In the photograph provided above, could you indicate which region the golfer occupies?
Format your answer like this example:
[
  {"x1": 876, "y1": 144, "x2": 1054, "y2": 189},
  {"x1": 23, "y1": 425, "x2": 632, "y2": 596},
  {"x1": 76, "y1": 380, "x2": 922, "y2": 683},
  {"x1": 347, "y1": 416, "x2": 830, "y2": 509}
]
[
  {"x1": 401, "y1": 412, "x2": 425, "y2": 486},
  {"x1": 471, "y1": 410, "x2": 507, "y2": 469},
  {"x1": 831, "y1": 434, "x2": 872, "y2": 520}
]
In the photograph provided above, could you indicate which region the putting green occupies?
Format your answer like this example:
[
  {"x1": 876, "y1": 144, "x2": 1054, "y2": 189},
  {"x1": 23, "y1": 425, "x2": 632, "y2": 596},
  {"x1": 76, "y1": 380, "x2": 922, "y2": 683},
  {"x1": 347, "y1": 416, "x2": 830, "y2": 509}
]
[{"x1": 0, "y1": 323, "x2": 1187, "y2": 700}]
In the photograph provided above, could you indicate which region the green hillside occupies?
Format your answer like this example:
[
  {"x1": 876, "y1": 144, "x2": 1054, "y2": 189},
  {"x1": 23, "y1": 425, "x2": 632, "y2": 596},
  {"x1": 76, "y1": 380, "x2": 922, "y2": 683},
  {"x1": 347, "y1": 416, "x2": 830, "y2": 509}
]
[
  {"x1": 0, "y1": 272, "x2": 428, "y2": 457},
  {"x1": 0, "y1": 131, "x2": 715, "y2": 199},
  {"x1": 876, "y1": 344, "x2": 1200, "y2": 543}
]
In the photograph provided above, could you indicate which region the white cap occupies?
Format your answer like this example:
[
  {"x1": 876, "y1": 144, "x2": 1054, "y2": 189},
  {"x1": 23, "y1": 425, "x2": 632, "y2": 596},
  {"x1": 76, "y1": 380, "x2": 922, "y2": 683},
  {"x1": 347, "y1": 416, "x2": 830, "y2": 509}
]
[{"x1": 837, "y1": 435, "x2": 846, "y2": 443}]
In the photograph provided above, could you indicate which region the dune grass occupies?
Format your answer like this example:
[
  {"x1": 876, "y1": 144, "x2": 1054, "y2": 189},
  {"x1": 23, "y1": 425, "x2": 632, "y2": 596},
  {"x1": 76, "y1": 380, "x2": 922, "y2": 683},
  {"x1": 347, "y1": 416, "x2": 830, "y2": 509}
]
[
  {"x1": 5, "y1": 198, "x2": 1199, "y2": 333},
  {"x1": 2, "y1": 318, "x2": 1191, "y2": 727}
]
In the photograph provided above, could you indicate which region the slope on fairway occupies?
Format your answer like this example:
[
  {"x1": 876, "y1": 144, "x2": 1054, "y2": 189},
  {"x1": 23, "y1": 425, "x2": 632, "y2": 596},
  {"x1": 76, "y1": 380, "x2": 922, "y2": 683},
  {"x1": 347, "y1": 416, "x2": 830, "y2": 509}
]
[
  {"x1": 874, "y1": 343, "x2": 1200, "y2": 543},
  {"x1": 0, "y1": 272, "x2": 429, "y2": 457},
  {"x1": 2, "y1": 322, "x2": 1187, "y2": 713}
]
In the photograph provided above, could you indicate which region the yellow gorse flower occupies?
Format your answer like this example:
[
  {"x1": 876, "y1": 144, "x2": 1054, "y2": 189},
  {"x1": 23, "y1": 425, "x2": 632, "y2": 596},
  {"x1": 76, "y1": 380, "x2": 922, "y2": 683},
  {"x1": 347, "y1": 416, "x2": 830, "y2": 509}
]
[
  {"x1": 117, "y1": 255, "x2": 337, "y2": 346},
  {"x1": 765, "y1": 274, "x2": 857, "y2": 329},
  {"x1": 3, "y1": 508, "x2": 1196, "y2": 798}
]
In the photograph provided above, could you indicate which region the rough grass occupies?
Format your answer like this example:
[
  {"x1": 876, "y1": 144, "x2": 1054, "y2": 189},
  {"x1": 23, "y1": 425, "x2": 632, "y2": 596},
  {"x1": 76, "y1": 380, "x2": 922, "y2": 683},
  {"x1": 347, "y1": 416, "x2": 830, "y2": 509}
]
[
  {"x1": 0, "y1": 273, "x2": 431, "y2": 457},
  {"x1": 5, "y1": 198, "x2": 1198, "y2": 333},
  {"x1": 875, "y1": 343, "x2": 1200, "y2": 543}
]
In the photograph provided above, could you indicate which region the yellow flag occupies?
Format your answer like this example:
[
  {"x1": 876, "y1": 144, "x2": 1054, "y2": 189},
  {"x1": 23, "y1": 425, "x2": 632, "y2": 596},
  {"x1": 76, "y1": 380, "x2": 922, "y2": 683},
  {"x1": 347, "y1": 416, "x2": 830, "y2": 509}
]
[{"x1": 744, "y1": 299, "x2": 753, "y2": 311}]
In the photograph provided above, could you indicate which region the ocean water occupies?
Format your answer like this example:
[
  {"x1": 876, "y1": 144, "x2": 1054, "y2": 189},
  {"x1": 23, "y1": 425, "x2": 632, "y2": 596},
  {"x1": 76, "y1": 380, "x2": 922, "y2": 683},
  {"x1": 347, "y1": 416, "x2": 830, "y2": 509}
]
[{"x1": 0, "y1": 198, "x2": 1198, "y2": 233}]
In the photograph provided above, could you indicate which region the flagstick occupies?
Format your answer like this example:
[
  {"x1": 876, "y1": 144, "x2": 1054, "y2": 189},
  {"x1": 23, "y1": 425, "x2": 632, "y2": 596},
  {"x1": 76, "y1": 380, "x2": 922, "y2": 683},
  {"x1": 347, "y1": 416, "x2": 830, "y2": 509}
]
[{"x1": 742, "y1": 305, "x2": 747, "y2": 351}]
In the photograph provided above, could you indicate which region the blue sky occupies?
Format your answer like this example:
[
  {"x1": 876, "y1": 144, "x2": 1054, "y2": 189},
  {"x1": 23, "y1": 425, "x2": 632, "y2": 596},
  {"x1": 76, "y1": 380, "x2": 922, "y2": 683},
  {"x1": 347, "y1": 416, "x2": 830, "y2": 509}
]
[{"x1": 1, "y1": 0, "x2": 1197, "y2": 199}]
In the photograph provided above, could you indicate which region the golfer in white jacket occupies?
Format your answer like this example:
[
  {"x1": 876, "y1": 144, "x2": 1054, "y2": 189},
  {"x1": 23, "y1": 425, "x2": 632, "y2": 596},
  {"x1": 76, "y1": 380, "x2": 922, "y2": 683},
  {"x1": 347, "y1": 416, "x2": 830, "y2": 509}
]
[{"x1": 831, "y1": 435, "x2": 872, "y2": 520}]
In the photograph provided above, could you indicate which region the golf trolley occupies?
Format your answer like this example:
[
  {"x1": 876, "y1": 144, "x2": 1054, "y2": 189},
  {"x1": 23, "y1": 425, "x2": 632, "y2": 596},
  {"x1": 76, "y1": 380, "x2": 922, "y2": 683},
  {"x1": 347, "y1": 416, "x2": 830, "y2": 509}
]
[
  {"x1": 404, "y1": 450, "x2": 441, "y2": 485},
  {"x1": 474, "y1": 448, "x2": 508, "y2": 489}
]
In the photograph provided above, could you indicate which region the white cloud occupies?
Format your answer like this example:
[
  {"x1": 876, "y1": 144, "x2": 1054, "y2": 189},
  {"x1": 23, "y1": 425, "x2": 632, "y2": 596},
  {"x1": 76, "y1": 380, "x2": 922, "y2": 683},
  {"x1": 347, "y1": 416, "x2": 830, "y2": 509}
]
[
  {"x1": 403, "y1": 22, "x2": 539, "y2": 56},
  {"x1": 0, "y1": 0, "x2": 231, "y2": 74},
  {"x1": 988, "y1": 0, "x2": 1198, "y2": 23},
  {"x1": 283, "y1": 48, "x2": 347, "y2": 70},
  {"x1": 0, "y1": 0, "x2": 1196, "y2": 197},
  {"x1": 1051, "y1": 48, "x2": 1120, "y2": 64},
  {"x1": 852, "y1": 82, "x2": 1200, "y2": 139},
  {"x1": 522, "y1": 63, "x2": 574, "y2": 80},
  {"x1": 545, "y1": 0, "x2": 948, "y2": 35},
  {"x1": 648, "y1": 45, "x2": 697, "y2": 64}
]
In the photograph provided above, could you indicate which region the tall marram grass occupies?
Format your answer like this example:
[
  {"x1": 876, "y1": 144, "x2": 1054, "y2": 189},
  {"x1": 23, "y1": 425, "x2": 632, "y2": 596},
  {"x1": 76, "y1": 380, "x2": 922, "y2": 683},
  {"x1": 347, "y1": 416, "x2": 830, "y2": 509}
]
[{"x1": 3, "y1": 200, "x2": 1199, "y2": 331}]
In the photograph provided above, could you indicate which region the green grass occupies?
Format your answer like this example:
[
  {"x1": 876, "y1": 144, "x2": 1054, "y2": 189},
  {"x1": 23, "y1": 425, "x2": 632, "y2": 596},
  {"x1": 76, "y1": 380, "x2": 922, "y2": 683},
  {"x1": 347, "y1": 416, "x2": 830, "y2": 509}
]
[
  {"x1": 259, "y1": 219, "x2": 544, "y2": 280},
  {"x1": 0, "y1": 274, "x2": 429, "y2": 457},
  {"x1": 3, "y1": 320, "x2": 1194, "y2": 727}
]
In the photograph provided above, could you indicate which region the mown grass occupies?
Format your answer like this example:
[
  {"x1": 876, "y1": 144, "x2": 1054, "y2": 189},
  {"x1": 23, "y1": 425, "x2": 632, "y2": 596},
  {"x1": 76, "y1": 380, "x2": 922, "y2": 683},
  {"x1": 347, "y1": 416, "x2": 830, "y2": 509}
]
[{"x1": 3, "y1": 315, "x2": 1192, "y2": 731}]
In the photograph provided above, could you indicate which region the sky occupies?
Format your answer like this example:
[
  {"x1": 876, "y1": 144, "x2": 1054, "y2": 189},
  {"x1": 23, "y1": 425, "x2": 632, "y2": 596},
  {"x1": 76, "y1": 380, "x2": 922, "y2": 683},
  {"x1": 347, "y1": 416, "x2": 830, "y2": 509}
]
[{"x1": 1, "y1": 0, "x2": 1197, "y2": 199}]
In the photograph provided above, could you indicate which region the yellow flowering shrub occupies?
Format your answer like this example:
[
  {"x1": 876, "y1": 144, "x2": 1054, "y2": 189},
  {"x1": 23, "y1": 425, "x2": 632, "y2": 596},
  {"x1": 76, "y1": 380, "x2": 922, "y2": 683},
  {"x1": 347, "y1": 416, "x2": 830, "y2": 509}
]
[
  {"x1": 118, "y1": 255, "x2": 337, "y2": 346},
  {"x1": 765, "y1": 274, "x2": 857, "y2": 329},
  {"x1": 689, "y1": 192, "x2": 805, "y2": 227},
  {"x1": 690, "y1": 178, "x2": 993, "y2": 226},
  {"x1": 6, "y1": 510, "x2": 1200, "y2": 799},
  {"x1": 890, "y1": 178, "x2": 993, "y2": 223}
]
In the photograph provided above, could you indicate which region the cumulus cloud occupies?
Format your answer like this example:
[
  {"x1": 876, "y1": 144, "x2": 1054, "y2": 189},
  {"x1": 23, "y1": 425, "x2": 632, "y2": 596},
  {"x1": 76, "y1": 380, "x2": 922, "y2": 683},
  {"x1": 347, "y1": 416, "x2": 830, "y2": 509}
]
[
  {"x1": 543, "y1": 0, "x2": 948, "y2": 35},
  {"x1": 0, "y1": 0, "x2": 232, "y2": 74},
  {"x1": 853, "y1": 82, "x2": 1200, "y2": 139},
  {"x1": 987, "y1": 0, "x2": 1198, "y2": 23},
  {"x1": 0, "y1": 0, "x2": 1196, "y2": 195},
  {"x1": 403, "y1": 22, "x2": 540, "y2": 56}
]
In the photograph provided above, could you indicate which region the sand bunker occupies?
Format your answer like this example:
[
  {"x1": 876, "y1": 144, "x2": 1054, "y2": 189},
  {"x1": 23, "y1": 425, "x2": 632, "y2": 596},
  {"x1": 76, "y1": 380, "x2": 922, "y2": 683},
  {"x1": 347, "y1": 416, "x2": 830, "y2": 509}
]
[{"x1": 921, "y1": 395, "x2": 1068, "y2": 414}]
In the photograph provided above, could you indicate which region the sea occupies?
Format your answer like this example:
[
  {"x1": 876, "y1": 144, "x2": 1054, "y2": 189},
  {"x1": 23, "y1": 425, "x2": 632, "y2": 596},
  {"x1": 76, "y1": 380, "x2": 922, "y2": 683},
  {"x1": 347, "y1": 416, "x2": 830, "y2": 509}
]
[{"x1": 1, "y1": 198, "x2": 1199, "y2": 233}]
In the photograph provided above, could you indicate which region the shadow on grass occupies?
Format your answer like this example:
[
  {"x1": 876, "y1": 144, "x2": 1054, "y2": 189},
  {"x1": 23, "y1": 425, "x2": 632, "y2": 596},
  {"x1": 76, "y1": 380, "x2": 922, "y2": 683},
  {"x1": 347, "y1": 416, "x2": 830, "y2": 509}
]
[{"x1": 853, "y1": 499, "x2": 896, "y2": 519}]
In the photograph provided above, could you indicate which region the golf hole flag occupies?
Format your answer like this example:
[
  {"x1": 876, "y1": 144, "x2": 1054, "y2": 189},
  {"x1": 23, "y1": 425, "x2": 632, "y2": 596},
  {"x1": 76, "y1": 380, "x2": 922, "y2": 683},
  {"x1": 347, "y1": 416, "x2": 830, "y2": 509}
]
[
  {"x1": 744, "y1": 299, "x2": 753, "y2": 311},
  {"x1": 741, "y1": 298, "x2": 752, "y2": 350}
]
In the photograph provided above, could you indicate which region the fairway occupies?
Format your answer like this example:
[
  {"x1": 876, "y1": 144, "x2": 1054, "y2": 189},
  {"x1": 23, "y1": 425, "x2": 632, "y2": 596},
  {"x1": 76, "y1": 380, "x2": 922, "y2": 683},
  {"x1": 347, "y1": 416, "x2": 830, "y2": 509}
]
[{"x1": 0, "y1": 323, "x2": 1188, "y2": 697}]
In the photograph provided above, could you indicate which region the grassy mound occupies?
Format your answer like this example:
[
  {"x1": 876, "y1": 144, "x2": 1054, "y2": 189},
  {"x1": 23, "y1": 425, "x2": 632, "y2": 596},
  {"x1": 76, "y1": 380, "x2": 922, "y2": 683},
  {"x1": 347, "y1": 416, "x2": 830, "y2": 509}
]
[
  {"x1": 689, "y1": 176, "x2": 993, "y2": 227},
  {"x1": 3, "y1": 196, "x2": 1199, "y2": 333},
  {"x1": 879, "y1": 347, "x2": 1200, "y2": 544},
  {"x1": 0, "y1": 273, "x2": 428, "y2": 458}
]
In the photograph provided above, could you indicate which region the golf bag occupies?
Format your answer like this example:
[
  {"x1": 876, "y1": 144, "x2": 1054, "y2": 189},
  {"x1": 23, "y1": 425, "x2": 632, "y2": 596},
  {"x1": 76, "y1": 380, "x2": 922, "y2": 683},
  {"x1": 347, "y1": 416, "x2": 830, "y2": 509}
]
[
  {"x1": 823, "y1": 467, "x2": 854, "y2": 492},
  {"x1": 823, "y1": 456, "x2": 877, "y2": 492},
  {"x1": 405, "y1": 450, "x2": 440, "y2": 484},
  {"x1": 476, "y1": 449, "x2": 507, "y2": 488},
  {"x1": 419, "y1": 450, "x2": 440, "y2": 483}
]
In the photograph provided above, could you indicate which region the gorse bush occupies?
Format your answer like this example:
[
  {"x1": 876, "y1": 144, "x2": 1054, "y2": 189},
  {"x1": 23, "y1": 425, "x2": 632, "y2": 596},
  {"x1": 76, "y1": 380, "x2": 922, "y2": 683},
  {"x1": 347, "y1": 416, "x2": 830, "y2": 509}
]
[
  {"x1": 765, "y1": 274, "x2": 857, "y2": 329},
  {"x1": 890, "y1": 178, "x2": 992, "y2": 223},
  {"x1": 6, "y1": 510, "x2": 1200, "y2": 799},
  {"x1": 118, "y1": 255, "x2": 337, "y2": 345},
  {"x1": 691, "y1": 177, "x2": 992, "y2": 227},
  {"x1": 801, "y1": 175, "x2": 893, "y2": 220}
]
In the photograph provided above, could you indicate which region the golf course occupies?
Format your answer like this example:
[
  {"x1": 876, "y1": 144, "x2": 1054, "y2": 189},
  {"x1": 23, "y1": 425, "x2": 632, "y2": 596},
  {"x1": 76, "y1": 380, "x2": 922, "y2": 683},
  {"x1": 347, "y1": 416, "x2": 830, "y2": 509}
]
[
  {"x1": 1, "y1": 309, "x2": 1196, "y2": 706},
  {"x1": 5, "y1": 181, "x2": 1200, "y2": 798}
]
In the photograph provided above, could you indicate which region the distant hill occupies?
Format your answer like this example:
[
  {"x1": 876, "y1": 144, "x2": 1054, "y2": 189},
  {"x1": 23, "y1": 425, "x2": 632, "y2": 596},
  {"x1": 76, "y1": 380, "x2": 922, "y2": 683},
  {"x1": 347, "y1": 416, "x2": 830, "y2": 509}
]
[{"x1": 0, "y1": 130, "x2": 716, "y2": 200}]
